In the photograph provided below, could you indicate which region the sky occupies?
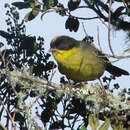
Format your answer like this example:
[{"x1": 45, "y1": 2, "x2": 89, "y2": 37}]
[{"x1": 0, "y1": 0, "x2": 130, "y2": 129}]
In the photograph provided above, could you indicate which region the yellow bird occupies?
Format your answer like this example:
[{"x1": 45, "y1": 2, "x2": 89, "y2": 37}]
[{"x1": 50, "y1": 35, "x2": 129, "y2": 82}]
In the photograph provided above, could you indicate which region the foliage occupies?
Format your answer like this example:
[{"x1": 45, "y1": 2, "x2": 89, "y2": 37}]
[
  {"x1": 0, "y1": 4, "x2": 56, "y2": 129},
  {"x1": 0, "y1": 0, "x2": 130, "y2": 130},
  {"x1": 11, "y1": 0, "x2": 130, "y2": 36}
]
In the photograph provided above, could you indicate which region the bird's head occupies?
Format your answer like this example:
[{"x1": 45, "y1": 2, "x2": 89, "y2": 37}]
[{"x1": 50, "y1": 35, "x2": 79, "y2": 52}]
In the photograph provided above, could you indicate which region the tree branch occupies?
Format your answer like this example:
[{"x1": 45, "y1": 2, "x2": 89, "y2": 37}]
[{"x1": 0, "y1": 67, "x2": 129, "y2": 115}]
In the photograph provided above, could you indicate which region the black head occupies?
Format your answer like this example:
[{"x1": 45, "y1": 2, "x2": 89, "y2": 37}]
[{"x1": 50, "y1": 35, "x2": 80, "y2": 50}]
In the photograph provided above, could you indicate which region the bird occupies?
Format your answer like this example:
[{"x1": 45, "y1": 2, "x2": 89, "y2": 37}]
[{"x1": 50, "y1": 35, "x2": 129, "y2": 82}]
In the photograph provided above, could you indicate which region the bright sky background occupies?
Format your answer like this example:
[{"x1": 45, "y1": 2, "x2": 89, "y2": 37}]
[{"x1": 0, "y1": 0, "x2": 130, "y2": 129}]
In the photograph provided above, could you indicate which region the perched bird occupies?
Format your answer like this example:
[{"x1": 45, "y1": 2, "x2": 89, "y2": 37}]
[{"x1": 50, "y1": 35, "x2": 129, "y2": 82}]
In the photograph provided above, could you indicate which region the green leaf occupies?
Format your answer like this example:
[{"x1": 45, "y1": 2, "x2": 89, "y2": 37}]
[
  {"x1": 49, "y1": 0, "x2": 58, "y2": 7},
  {"x1": 112, "y1": 6, "x2": 125, "y2": 19},
  {"x1": 24, "y1": 5, "x2": 40, "y2": 22},
  {"x1": 126, "y1": 7, "x2": 130, "y2": 16},
  {"x1": 79, "y1": 125, "x2": 86, "y2": 130},
  {"x1": 10, "y1": 112, "x2": 25, "y2": 123},
  {"x1": 12, "y1": 2, "x2": 30, "y2": 9},
  {"x1": 29, "y1": 0, "x2": 38, "y2": 8},
  {"x1": 88, "y1": 115, "x2": 99, "y2": 130},
  {"x1": 115, "y1": 6, "x2": 125, "y2": 14},
  {"x1": 65, "y1": 16, "x2": 79, "y2": 32},
  {"x1": 30, "y1": 65, "x2": 34, "y2": 74},
  {"x1": 43, "y1": 0, "x2": 58, "y2": 10},
  {"x1": 33, "y1": 42, "x2": 37, "y2": 51},
  {"x1": 99, "y1": 119, "x2": 110, "y2": 130},
  {"x1": 112, "y1": 123, "x2": 124, "y2": 130},
  {"x1": 12, "y1": 0, "x2": 38, "y2": 9},
  {"x1": 49, "y1": 120, "x2": 66, "y2": 129},
  {"x1": 20, "y1": 36, "x2": 36, "y2": 56},
  {"x1": 0, "y1": 30, "x2": 14, "y2": 39},
  {"x1": 114, "y1": 0, "x2": 123, "y2": 2},
  {"x1": 68, "y1": 0, "x2": 81, "y2": 11},
  {"x1": 0, "y1": 42, "x2": 4, "y2": 48}
]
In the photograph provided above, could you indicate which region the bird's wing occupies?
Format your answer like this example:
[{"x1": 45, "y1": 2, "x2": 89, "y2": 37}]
[
  {"x1": 84, "y1": 42, "x2": 129, "y2": 76},
  {"x1": 81, "y1": 41, "x2": 109, "y2": 63}
]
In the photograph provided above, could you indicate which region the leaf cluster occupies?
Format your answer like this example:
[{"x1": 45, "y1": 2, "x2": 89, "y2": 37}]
[
  {"x1": 11, "y1": 0, "x2": 130, "y2": 37},
  {"x1": 0, "y1": 5, "x2": 56, "y2": 129}
]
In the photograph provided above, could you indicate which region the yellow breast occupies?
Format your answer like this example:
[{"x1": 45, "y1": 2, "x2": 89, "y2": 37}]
[{"x1": 52, "y1": 47, "x2": 105, "y2": 81}]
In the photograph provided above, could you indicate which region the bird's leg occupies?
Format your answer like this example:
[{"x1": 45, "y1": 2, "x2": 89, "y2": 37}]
[
  {"x1": 98, "y1": 78, "x2": 107, "y2": 97},
  {"x1": 67, "y1": 79, "x2": 75, "y2": 88}
]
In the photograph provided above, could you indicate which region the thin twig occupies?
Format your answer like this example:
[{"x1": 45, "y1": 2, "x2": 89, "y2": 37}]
[
  {"x1": 0, "y1": 100, "x2": 16, "y2": 130},
  {"x1": 110, "y1": 59, "x2": 120, "y2": 63},
  {"x1": 97, "y1": 26, "x2": 102, "y2": 52},
  {"x1": 0, "y1": 122, "x2": 7, "y2": 130},
  {"x1": 108, "y1": 0, "x2": 115, "y2": 56},
  {"x1": 41, "y1": 6, "x2": 98, "y2": 21},
  {"x1": 82, "y1": 22, "x2": 89, "y2": 38},
  {"x1": 105, "y1": 54, "x2": 130, "y2": 59},
  {"x1": 1, "y1": 50, "x2": 6, "y2": 68},
  {"x1": 49, "y1": 65, "x2": 56, "y2": 82},
  {"x1": 67, "y1": 14, "x2": 98, "y2": 20},
  {"x1": 97, "y1": 15, "x2": 108, "y2": 28}
]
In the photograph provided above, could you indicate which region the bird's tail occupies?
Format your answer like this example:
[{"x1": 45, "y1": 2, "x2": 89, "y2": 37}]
[{"x1": 106, "y1": 63, "x2": 129, "y2": 77}]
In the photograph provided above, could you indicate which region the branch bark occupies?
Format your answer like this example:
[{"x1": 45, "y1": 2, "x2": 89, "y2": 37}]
[{"x1": 0, "y1": 67, "x2": 129, "y2": 115}]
